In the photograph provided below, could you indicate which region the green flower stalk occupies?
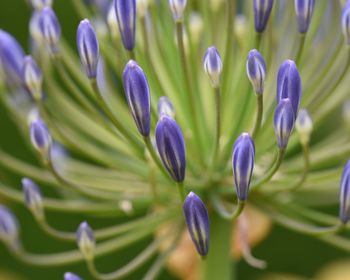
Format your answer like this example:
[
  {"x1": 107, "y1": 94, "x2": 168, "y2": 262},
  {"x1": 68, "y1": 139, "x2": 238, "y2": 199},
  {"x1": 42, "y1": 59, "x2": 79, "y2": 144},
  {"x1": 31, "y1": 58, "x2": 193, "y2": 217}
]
[{"x1": 0, "y1": 1, "x2": 350, "y2": 279}]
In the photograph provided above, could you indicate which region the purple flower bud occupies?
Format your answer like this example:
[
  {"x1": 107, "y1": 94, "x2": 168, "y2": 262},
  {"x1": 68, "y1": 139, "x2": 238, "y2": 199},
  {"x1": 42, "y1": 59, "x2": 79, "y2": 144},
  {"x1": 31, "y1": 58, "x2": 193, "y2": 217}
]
[
  {"x1": 342, "y1": 3, "x2": 350, "y2": 45},
  {"x1": 274, "y1": 98, "x2": 295, "y2": 149},
  {"x1": 203, "y1": 46, "x2": 222, "y2": 88},
  {"x1": 157, "y1": 96, "x2": 175, "y2": 118},
  {"x1": 183, "y1": 192, "x2": 209, "y2": 256},
  {"x1": 122, "y1": 60, "x2": 150, "y2": 136},
  {"x1": 253, "y1": 0, "x2": 274, "y2": 33},
  {"x1": 294, "y1": 0, "x2": 315, "y2": 33},
  {"x1": 76, "y1": 19, "x2": 99, "y2": 79},
  {"x1": 339, "y1": 160, "x2": 350, "y2": 224},
  {"x1": 232, "y1": 133, "x2": 255, "y2": 201},
  {"x1": 22, "y1": 56, "x2": 43, "y2": 100},
  {"x1": 276, "y1": 60, "x2": 301, "y2": 119},
  {"x1": 64, "y1": 272, "x2": 83, "y2": 280},
  {"x1": 169, "y1": 0, "x2": 187, "y2": 22},
  {"x1": 30, "y1": 0, "x2": 52, "y2": 10},
  {"x1": 246, "y1": 49, "x2": 266, "y2": 94},
  {"x1": 22, "y1": 178, "x2": 44, "y2": 220},
  {"x1": 77, "y1": 221, "x2": 95, "y2": 260},
  {"x1": 38, "y1": 7, "x2": 61, "y2": 54},
  {"x1": 155, "y1": 114, "x2": 186, "y2": 182},
  {"x1": 30, "y1": 119, "x2": 52, "y2": 158},
  {"x1": 114, "y1": 0, "x2": 136, "y2": 51},
  {"x1": 0, "y1": 29, "x2": 25, "y2": 87},
  {"x1": 0, "y1": 205, "x2": 19, "y2": 246}
]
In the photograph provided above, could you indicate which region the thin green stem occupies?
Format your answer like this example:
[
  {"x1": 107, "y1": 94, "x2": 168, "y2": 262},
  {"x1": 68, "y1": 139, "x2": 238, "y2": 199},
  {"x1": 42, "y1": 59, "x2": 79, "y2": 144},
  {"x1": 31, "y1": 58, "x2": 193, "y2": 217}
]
[
  {"x1": 128, "y1": 50, "x2": 136, "y2": 60},
  {"x1": 288, "y1": 143, "x2": 310, "y2": 191},
  {"x1": 176, "y1": 182, "x2": 186, "y2": 201},
  {"x1": 251, "y1": 148, "x2": 285, "y2": 191},
  {"x1": 91, "y1": 79, "x2": 144, "y2": 156},
  {"x1": 38, "y1": 219, "x2": 76, "y2": 241},
  {"x1": 211, "y1": 193, "x2": 245, "y2": 220},
  {"x1": 255, "y1": 32, "x2": 262, "y2": 50},
  {"x1": 143, "y1": 136, "x2": 170, "y2": 180},
  {"x1": 251, "y1": 93, "x2": 263, "y2": 139},
  {"x1": 295, "y1": 33, "x2": 306, "y2": 66},
  {"x1": 212, "y1": 87, "x2": 221, "y2": 166},
  {"x1": 86, "y1": 239, "x2": 162, "y2": 280}
]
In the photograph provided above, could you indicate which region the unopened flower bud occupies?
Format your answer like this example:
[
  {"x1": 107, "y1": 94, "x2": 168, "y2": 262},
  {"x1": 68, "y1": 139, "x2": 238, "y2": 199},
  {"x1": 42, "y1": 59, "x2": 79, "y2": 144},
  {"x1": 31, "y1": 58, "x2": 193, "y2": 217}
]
[
  {"x1": 169, "y1": 0, "x2": 187, "y2": 22},
  {"x1": 77, "y1": 221, "x2": 95, "y2": 260},
  {"x1": 340, "y1": 160, "x2": 350, "y2": 224},
  {"x1": 276, "y1": 60, "x2": 301, "y2": 119},
  {"x1": 294, "y1": 0, "x2": 315, "y2": 33},
  {"x1": 157, "y1": 96, "x2": 175, "y2": 118},
  {"x1": 232, "y1": 133, "x2": 255, "y2": 201},
  {"x1": 0, "y1": 29, "x2": 25, "y2": 87},
  {"x1": 295, "y1": 109, "x2": 313, "y2": 145},
  {"x1": 274, "y1": 98, "x2": 295, "y2": 149},
  {"x1": 22, "y1": 56, "x2": 43, "y2": 100},
  {"x1": 122, "y1": 60, "x2": 151, "y2": 136},
  {"x1": 22, "y1": 178, "x2": 44, "y2": 221},
  {"x1": 30, "y1": 119, "x2": 52, "y2": 159},
  {"x1": 253, "y1": 0, "x2": 274, "y2": 33},
  {"x1": 342, "y1": 3, "x2": 350, "y2": 45},
  {"x1": 77, "y1": 19, "x2": 99, "y2": 79},
  {"x1": 203, "y1": 46, "x2": 222, "y2": 88},
  {"x1": 30, "y1": 0, "x2": 52, "y2": 10},
  {"x1": 38, "y1": 7, "x2": 61, "y2": 54},
  {"x1": 0, "y1": 206, "x2": 19, "y2": 247},
  {"x1": 155, "y1": 114, "x2": 186, "y2": 182},
  {"x1": 114, "y1": 0, "x2": 136, "y2": 51},
  {"x1": 183, "y1": 192, "x2": 210, "y2": 256},
  {"x1": 64, "y1": 272, "x2": 82, "y2": 280},
  {"x1": 246, "y1": 49, "x2": 266, "y2": 94},
  {"x1": 107, "y1": 3, "x2": 120, "y2": 40}
]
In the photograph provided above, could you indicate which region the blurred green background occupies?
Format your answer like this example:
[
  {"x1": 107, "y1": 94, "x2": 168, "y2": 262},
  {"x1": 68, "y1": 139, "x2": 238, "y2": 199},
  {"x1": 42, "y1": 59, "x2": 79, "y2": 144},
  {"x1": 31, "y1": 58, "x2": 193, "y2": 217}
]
[{"x1": 0, "y1": 1, "x2": 349, "y2": 279}]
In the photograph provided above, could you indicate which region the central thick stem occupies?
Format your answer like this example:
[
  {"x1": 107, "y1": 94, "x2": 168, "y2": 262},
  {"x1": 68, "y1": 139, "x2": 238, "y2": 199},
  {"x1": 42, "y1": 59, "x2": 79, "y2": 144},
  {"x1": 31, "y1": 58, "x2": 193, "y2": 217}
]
[{"x1": 202, "y1": 212, "x2": 233, "y2": 280}]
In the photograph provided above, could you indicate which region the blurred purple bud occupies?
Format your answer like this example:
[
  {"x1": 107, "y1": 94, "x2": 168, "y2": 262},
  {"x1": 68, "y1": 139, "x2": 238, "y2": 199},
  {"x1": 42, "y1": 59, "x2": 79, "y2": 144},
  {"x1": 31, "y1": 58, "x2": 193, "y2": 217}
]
[
  {"x1": 274, "y1": 98, "x2": 295, "y2": 149},
  {"x1": 232, "y1": 133, "x2": 255, "y2": 201},
  {"x1": 342, "y1": 3, "x2": 350, "y2": 45},
  {"x1": 169, "y1": 0, "x2": 187, "y2": 21},
  {"x1": 183, "y1": 192, "x2": 210, "y2": 256},
  {"x1": 339, "y1": 160, "x2": 350, "y2": 224},
  {"x1": 64, "y1": 272, "x2": 83, "y2": 280},
  {"x1": 155, "y1": 114, "x2": 186, "y2": 182},
  {"x1": 294, "y1": 0, "x2": 315, "y2": 33},
  {"x1": 157, "y1": 96, "x2": 175, "y2": 118},
  {"x1": 77, "y1": 221, "x2": 95, "y2": 260},
  {"x1": 30, "y1": 119, "x2": 52, "y2": 158},
  {"x1": 38, "y1": 7, "x2": 61, "y2": 54},
  {"x1": 22, "y1": 56, "x2": 43, "y2": 100},
  {"x1": 253, "y1": 0, "x2": 274, "y2": 33},
  {"x1": 203, "y1": 46, "x2": 222, "y2": 88},
  {"x1": 77, "y1": 19, "x2": 99, "y2": 79},
  {"x1": 246, "y1": 49, "x2": 266, "y2": 94},
  {"x1": 22, "y1": 178, "x2": 44, "y2": 220},
  {"x1": 122, "y1": 60, "x2": 151, "y2": 136},
  {"x1": 114, "y1": 0, "x2": 136, "y2": 51},
  {"x1": 0, "y1": 206, "x2": 19, "y2": 246}
]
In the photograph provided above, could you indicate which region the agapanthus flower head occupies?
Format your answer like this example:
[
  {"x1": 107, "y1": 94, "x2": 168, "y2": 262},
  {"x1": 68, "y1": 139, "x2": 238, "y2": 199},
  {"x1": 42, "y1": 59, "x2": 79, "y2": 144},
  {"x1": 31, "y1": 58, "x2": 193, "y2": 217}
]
[
  {"x1": 203, "y1": 46, "x2": 222, "y2": 88},
  {"x1": 114, "y1": 0, "x2": 136, "y2": 51},
  {"x1": 22, "y1": 178, "x2": 44, "y2": 220},
  {"x1": 38, "y1": 7, "x2": 61, "y2": 54},
  {"x1": 64, "y1": 272, "x2": 82, "y2": 280},
  {"x1": 0, "y1": 205, "x2": 19, "y2": 246},
  {"x1": 276, "y1": 59, "x2": 301, "y2": 119},
  {"x1": 169, "y1": 0, "x2": 187, "y2": 22},
  {"x1": 22, "y1": 56, "x2": 43, "y2": 100},
  {"x1": 30, "y1": 0, "x2": 52, "y2": 10},
  {"x1": 339, "y1": 160, "x2": 350, "y2": 224},
  {"x1": 122, "y1": 60, "x2": 151, "y2": 136},
  {"x1": 246, "y1": 49, "x2": 266, "y2": 94},
  {"x1": 274, "y1": 98, "x2": 295, "y2": 149},
  {"x1": 76, "y1": 19, "x2": 100, "y2": 79},
  {"x1": 253, "y1": 0, "x2": 274, "y2": 33},
  {"x1": 155, "y1": 114, "x2": 186, "y2": 182},
  {"x1": 232, "y1": 133, "x2": 255, "y2": 201},
  {"x1": 295, "y1": 109, "x2": 313, "y2": 145},
  {"x1": 77, "y1": 221, "x2": 95, "y2": 260},
  {"x1": 0, "y1": 29, "x2": 25, "y2": 87},
  {"x1": 157, "y1": 96, "x2": 175, "y2": 118},
  {"x1": 342, "y1": 3, "x2": 350, "y2": 45},
  {"x1": 30, "y1": 119, "x2": 52, "y2": 159},
  {"x1": 294, "y1": 0, "x2": 315, "y2": 33},
  {"x1": 183, "y1": 192, "x2": 210, "y2": 256}
]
